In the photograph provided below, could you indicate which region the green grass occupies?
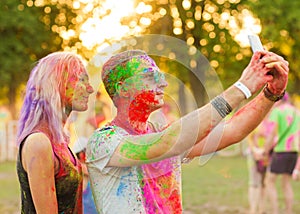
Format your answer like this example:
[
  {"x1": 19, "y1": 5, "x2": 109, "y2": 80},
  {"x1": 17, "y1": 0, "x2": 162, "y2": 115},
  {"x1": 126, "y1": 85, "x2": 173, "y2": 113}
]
[
  {"x1": 182, "y1": 155, "x2": 300, "y2": 214},
  {"x1": 1, "y1": 156, "x2": 300, "y2": 213},
  {"x1": 0, "y1": 161, "x2": 20, "y2": 214},
  {"x1": 182, "y1": 155, "x2": 249, "y2": 213}
]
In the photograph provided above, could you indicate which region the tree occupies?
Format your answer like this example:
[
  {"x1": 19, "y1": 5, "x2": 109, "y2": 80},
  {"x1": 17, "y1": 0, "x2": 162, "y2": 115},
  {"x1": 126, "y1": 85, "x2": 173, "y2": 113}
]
[
  {"x1": 122, "y1": 0, "x2": 255, "y2": 108},
  {"x1": 246, "y1": 0, "x2": 300, "y2": 93},
  {"x1": 0, "y1": 0, "x2": 78, "y2": 118}
]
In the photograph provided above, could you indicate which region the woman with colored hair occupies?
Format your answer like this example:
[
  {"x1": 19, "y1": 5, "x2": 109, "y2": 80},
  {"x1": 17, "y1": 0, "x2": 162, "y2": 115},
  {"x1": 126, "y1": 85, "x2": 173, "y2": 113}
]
[{"x1": 16, "y1": 52, "x2": 94, "y2": 213}]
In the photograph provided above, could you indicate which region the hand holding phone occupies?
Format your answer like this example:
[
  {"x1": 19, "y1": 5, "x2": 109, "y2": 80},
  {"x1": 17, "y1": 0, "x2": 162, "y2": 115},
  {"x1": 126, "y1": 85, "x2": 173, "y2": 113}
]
[{"x1": 248, "y1": 35, "x2": 274, "y2": 75}]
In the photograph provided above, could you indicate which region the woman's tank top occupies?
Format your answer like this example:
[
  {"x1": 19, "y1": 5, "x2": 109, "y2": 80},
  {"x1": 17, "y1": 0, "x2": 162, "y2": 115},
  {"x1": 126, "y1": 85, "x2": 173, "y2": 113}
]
[{"x1": 16, "y1": 131, "x2": 83, "y2": 213}]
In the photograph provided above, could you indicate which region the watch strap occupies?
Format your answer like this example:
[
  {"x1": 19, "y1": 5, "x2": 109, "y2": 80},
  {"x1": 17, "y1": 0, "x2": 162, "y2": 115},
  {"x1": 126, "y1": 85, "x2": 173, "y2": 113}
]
[{"x1": 263, "y1": 85, "x2": 285, "y2": 102}]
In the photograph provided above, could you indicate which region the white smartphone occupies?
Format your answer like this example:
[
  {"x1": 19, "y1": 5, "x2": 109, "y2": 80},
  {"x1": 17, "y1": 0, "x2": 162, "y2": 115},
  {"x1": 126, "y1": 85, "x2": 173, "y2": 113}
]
[
  {"x1": 248, "y1": 35, "x2": 264, "y2": 52},
  {"x1": 248, "y1": 35, "x2": 274, "y2": 75}
]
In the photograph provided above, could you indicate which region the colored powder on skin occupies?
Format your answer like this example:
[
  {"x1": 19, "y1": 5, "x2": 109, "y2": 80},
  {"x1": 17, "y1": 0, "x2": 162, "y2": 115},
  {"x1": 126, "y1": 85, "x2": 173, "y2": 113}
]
[
  {"x1": 119, "y1": 90, "x2": 164, "y2": 160},
  {"x1": 65, "y1": 88, "x2": 74, "y2": 103},
  {"x1": 64, "y1": 72, "x2": 79, "y2": 103},
  {"x1": 129, "y1": 91, "x2": 158, "y2": 122},
  {"x1": 119, "y1": 138, "x2": 155, "y2": 161},
  {"x1": 104, "y1": 56, "x2": 157, "y2": 98}
]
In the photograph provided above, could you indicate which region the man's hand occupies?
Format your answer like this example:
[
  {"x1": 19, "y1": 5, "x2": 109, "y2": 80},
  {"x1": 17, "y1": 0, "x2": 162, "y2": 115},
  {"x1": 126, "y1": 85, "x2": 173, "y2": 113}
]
[
  {"x1": 261, "y1": 52, "x2": 289, "y2": 95},
  {"x1": 238, "y1": 51, "x2": 289, "y2": 96},
  {"x1": 238, "y1": 51, "x2": 274, "y2": 95}
]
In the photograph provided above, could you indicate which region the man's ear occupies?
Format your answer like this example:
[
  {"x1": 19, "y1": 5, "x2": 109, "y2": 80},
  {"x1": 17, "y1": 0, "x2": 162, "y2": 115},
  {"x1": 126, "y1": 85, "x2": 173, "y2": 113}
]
[{"x1": 115, "y1": 81, "x2": 130, "y2": 97}]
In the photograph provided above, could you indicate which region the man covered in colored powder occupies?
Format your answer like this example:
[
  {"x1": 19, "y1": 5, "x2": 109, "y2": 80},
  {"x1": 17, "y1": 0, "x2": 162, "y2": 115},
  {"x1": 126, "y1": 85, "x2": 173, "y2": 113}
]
[{"x1": 86, "y1": 49, "x2": 289, "y2": 213}]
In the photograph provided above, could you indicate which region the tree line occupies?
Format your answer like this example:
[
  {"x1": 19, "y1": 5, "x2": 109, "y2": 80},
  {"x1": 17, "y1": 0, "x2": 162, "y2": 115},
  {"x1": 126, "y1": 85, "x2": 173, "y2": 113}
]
[{"x1": 1, "y1": 0, "x2": 299, "y2": 118}]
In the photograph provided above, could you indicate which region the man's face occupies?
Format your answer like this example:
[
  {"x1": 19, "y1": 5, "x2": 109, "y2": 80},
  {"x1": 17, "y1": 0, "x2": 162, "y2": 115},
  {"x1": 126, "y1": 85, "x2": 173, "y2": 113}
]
[{"x1": 122, "y1": 58, "x2": 168, "y2": 111}]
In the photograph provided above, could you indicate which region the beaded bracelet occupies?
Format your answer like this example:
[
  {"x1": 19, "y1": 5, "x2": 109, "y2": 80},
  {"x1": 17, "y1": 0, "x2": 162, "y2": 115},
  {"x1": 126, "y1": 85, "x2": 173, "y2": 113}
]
[{"x1": 210, "y1": 95, "x2": 233, "y2": 118}]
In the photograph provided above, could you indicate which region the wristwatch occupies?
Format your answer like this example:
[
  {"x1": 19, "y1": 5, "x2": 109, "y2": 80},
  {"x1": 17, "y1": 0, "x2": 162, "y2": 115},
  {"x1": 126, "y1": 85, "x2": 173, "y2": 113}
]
[{"x1": 263, "y1": 84, "x2": 285, "y2": 102}]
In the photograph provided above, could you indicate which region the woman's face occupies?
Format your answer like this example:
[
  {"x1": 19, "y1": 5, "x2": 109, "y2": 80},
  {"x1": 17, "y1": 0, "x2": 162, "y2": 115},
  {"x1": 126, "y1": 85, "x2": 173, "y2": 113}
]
[{"x1": 65, "y1": 68, "x2": 94, "y2": 112}]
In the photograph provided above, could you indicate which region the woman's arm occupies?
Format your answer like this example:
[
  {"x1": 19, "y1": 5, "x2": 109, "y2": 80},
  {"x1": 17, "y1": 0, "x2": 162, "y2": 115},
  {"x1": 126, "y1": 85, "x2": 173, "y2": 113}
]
[{"x1": 22, "y1": 133, "x2": 58, "y2": 214}]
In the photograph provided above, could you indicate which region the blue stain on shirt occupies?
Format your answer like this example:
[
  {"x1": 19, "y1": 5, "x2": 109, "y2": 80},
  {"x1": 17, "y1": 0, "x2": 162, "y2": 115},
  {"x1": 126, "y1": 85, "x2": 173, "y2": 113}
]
[
  {"x1": 116, "y1": 170, "x2": 133, "y2": 196},
  {"x1": 117, "y1": 182, "x2": 127, "y2": 196}
]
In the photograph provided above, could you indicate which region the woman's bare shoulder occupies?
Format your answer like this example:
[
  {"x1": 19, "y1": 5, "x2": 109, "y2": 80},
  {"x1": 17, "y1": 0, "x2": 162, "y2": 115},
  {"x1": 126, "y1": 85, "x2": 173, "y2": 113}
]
[{"x1": 23, "y1": 132, "x2": 52, "y2": 154}]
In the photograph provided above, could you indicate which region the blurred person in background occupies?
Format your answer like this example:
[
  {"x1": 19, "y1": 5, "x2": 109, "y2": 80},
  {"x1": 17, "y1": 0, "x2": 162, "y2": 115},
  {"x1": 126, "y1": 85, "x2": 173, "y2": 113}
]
[
  {"x1": 247, "y1": 112, "x2": 273, "y2": 214},
  {"x1": 86, "y1": 49, "x2": 288, "y2": 213},
  {"x1": 263, "y1": 92, "x2": 300, "y2": 214},
  {"x1": 16, "y1": 52, "x2": 94, "y2": 213}
]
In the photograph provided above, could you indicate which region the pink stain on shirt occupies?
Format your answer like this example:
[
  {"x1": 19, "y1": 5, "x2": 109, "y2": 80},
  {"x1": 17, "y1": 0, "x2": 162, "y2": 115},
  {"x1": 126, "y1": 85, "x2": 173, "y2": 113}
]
[
  {"x1": 285, "y1": 135, "x2": 295, "y2": 151},
  {"x1": 286, "y1": 115, "x2": 293, "y2": 125},
  {"x1": 141, "y1": 158, "x2": 182, "y2": 214}
]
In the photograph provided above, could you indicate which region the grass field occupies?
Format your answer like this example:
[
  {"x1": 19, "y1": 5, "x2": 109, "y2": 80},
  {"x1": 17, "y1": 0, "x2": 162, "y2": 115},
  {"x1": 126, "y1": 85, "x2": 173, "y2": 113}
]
[
  {"x1": 0, "y1": 161, "x2": 20, "y2": 214},
  {"x1": 182, "y1": 155, "x2": 300, "y2": 214},
  {"x1": 1, "y1": 155, "x2": 300, "y2": 214}
]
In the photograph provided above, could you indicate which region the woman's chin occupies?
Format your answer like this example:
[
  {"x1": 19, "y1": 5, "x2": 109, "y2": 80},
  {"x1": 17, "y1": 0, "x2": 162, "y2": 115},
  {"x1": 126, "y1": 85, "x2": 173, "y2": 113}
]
[{"x1": 72, "y1": 105, "x2": 88, "y2": 112}]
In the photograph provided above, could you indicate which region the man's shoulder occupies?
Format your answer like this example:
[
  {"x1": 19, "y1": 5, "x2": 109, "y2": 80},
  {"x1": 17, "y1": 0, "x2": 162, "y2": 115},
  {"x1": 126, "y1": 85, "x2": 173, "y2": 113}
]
[
  {"x1": 93, "y1": 125, "x2": 120, "y2": 136},
  {"x1": 89, "y1": 126, "x2": 113, "y2": 140},
  {"x1": 97, "y1": 125, "x2": 115, "y2": 133},
  {"x1": 88, "y1": 125, "x2": 128, "y2": 147},
  {"x1": 86, "y1": 125, "x2": 125, "y2": 162}
]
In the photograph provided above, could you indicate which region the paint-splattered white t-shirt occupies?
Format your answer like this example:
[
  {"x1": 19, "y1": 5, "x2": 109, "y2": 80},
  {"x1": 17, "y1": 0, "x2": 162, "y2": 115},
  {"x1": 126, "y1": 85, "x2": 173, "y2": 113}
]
[{"x1": 86, "y1": 125, "x2": 184, "y2": 214}]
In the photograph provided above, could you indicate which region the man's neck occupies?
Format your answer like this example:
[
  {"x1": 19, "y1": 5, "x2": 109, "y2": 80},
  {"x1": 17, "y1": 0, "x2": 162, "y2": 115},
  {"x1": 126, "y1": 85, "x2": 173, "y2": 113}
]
[
  {"x1": 111, "y1": 116, "x2": 148, "y2": 134},
  {"x1": 112, "y1": 106, "x2": 152, "y2": 134}
]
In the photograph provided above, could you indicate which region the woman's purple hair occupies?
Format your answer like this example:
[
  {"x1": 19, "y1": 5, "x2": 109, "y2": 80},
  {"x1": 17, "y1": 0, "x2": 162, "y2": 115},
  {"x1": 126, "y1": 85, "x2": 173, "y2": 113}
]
[{"x1": 17, "y1": 52, "x2": 85, "y2": 146}]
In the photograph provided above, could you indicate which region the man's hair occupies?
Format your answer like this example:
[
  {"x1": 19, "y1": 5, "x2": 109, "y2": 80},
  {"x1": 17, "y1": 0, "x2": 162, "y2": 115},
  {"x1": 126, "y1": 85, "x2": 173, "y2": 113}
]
[{"x1": 101, "y1": 49, "x2": 151, "y2": 100}]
